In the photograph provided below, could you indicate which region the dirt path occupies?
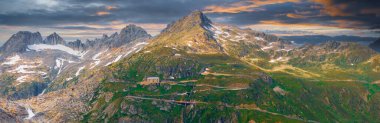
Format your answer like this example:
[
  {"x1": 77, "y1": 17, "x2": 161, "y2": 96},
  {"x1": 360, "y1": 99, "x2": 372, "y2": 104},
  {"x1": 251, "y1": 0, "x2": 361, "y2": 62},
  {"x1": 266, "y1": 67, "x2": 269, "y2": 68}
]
[
  {"x1": 372, "y1": 80, "x2": 380, "y2": 84},
  {"x1": 125, "y1": 95, "x2": 205, "y2": 104},
  {"x1": 196, "y1": 84, "x2": 249, "y2": 91},
  {"x1": 310, "y1": 79, "x2": 368, "y2": 83},
  {"x1": 124, "y1": 95, "x2": 318, "y2": 122},
  {"x1": 241, "y1": 60, "x2": 320, "y2": 78}
]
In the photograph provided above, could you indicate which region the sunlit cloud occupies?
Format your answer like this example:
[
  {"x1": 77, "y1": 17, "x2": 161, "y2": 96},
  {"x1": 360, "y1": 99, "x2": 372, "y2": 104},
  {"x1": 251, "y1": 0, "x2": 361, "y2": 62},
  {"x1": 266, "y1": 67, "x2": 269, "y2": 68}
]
[
  {"x1": 310, "y1": 0, "x2": 380, "y2": 17},
  {"x1": 0, "y1": 0, "x2": 378, "y2": 44},
  {"x1": 106, "y1": 6, "x2": 117, "y2": 10},
  {"x1": 286, "y1": 13, "x2": 306, "y2": 18},
  {"x1": 96, "y1": 11, "x2": 110, "y2": 16},
  {"x1": 203, "y1": 0, "x2": 300, "y2": 13},
  {"x1": 311, "y1": 0, "x2": 352, "y2": 16}
]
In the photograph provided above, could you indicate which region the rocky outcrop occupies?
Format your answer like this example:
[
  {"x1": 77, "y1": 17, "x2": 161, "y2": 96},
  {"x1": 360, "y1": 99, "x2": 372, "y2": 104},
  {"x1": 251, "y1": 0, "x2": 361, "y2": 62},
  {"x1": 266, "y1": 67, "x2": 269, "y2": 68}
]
[
  {"x1": 162, "y1": 10, "x2": 211, "y2": 33},
  {"x1": 0, "y1": 31, "x2": 43, "y2": 55},
  {"x1": 84, "y1": 25, "x2": 151, "y2": 48},
  {"x1": 44, "y1": 32, "x2": 65, "y2": 45},
  {"x1": 67, "y1": 39, "x2": 86, "y2": 51},
  {"x1": 7, "y1": 82, "x2": 47, "y2": 100},
  {"x1": 118, "y1": 24, "x2": 151, "y2": 44},
  {"x1": 0, "y1": 109, "x2": 17, "y2": 123}
]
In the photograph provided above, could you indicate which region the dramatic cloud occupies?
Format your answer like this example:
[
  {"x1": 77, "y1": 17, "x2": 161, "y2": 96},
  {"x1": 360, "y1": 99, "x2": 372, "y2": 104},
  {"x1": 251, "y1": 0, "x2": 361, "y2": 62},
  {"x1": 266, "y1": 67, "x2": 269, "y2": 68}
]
[
  {"x1": 0, "y1": 0, "x2": 378, "y2": 44},
  {"x1": 204, "y1": 0, "x2": 300, "y2": 13}
]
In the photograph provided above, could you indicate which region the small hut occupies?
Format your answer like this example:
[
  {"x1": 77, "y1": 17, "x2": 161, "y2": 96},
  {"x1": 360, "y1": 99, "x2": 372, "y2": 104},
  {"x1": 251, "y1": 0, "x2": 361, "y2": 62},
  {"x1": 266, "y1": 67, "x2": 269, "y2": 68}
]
[{"x1": 147, "y1": 77, "x2": 160, "y2": 83}]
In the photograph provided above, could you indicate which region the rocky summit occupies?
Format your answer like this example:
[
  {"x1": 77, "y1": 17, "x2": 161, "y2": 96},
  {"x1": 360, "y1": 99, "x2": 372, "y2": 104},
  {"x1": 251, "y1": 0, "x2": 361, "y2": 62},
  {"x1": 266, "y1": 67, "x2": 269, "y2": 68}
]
[
  {"x1": 0, "y1": 11, "x2": 379, "y2": 123},
  {"x1": 0, "y1": 31, "x2": 43, "y2": 55},
  {"x1": 43, "y1": 32, "x2": 65, "y2": 45}
]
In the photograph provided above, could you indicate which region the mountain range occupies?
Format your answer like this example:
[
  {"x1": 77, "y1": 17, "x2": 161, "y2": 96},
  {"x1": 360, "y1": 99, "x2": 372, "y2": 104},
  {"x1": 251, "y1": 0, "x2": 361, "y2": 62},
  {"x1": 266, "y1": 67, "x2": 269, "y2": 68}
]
[
  {"x1": 0, "y1": 11, "x2": 379, "y2": 122},
  {"x1": 281, "y1": 35, "x2": 378, "y2": 46}
]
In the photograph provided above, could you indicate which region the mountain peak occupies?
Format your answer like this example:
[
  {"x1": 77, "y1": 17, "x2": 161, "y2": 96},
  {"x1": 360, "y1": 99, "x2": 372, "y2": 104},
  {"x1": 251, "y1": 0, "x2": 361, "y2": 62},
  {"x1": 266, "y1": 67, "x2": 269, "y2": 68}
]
[
  {"x1": 119, "y1": 24, "x2": 151, "y2": 43},
  {"x1": 186, "y1": 10, "x2": 212, "y2": 26},
  {"x1": 44, "y1": 32, "x2": 65, "y2": 45},
  {"x1": 0, "y1": 31, "x2": 43, "y2": 55},
  {"x1": 162, "y1": 11, "x2": 211, "y2": 33}
]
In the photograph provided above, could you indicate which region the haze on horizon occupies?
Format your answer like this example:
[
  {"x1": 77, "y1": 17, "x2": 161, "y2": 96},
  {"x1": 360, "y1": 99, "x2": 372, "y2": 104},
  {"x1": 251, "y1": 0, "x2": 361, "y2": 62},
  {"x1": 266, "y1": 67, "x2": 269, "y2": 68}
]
[{"x1": 0, "y1": 0, "x2": 379, "y2": 44}]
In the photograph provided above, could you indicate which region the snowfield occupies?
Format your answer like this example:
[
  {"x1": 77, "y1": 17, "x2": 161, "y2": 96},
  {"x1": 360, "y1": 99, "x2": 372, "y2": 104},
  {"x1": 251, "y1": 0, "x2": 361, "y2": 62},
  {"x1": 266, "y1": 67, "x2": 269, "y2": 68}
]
[
  {"x1": 27, "y1": 44, "x2": 85, "y2": 56},
  {"x1": 11, "y1": 65, "x2": 46, "y2": 75}
]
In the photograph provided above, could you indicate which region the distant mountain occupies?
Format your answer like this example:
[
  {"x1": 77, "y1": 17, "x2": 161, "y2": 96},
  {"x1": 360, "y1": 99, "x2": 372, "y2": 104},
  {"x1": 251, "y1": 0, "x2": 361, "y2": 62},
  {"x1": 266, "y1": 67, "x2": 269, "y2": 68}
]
[
  {"x1": 43, "y1": 32, "x2": 65, "y2": 45},
  {"x1": 85, "y1": 25, "x2": 151, "y2": 48},
  {"x1": 369, "y1": 38, "x2": 380, "y2": 52},
  {"x1": 281, "y1": 35, "x2": 378, "y2": 45},
  {"x1": 0, "y1": 24, "x2": 151, "y2": 100},
  {"x1": 0, "y1": 31, "x2": 43, "y2": 56}
]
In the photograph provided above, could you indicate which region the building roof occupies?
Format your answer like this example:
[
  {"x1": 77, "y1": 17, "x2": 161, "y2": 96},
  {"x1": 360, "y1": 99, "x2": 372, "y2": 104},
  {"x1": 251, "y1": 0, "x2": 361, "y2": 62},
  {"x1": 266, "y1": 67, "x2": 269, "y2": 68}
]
[{"x1": 147, "y1": 77, "x2": 159, "y2": 79}]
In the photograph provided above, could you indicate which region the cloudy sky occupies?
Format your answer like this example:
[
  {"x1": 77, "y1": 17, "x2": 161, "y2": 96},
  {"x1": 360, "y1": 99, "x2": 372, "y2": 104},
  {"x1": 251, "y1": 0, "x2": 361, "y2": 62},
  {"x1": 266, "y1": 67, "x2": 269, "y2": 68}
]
[{"x1": 0, "y1": 0, "x2": 379, "y2": 44}]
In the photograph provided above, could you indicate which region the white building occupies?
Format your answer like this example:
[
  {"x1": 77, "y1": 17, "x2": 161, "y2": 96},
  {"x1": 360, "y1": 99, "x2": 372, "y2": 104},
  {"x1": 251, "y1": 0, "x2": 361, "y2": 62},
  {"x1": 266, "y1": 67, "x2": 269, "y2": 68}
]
[{"x1": 147, "y1": 77, "x2": 160, "y2": 83}]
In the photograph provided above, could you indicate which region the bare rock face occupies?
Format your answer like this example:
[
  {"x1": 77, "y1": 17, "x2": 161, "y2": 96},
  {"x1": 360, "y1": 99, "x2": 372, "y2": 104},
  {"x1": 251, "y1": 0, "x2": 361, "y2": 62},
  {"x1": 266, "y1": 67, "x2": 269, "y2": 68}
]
[
  {"x1": 67, "y1": 39, "x2": 86, "y2": 51},
  {"x1": 0, "y1": 31, "x2": 43, "y2": 55},
  {"x1": 116, "y1": 24, "x2": 151, "y2": 47},
  {"x1": 0, "y1": 108, "x2": 17, "y2": 123},
  {"x1": 44, "y1": 32, "x2": 65, "y2": 45},
  {"x1": 162, "y1": 10, "x2": 211, "y2": 33},
  {"x1": 85, "y1": 25, "x2": 151, "y2": 49}
]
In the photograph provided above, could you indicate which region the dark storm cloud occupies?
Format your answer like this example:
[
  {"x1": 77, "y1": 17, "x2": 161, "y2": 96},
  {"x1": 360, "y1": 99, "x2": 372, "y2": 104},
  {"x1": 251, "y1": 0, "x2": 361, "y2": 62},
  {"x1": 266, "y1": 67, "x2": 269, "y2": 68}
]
[
  {"x1": 206, "y1": 0, "x2": 380, "y2": 30},
  {"x1": 0, "y1": 0, "x2": 378, "y2": 30},
  {"x1": 0, "y1": 0, "x2": 237, "y2": 26},
  {"x1": 0, "y1": 0, "x2": 378, "y2": 42}
]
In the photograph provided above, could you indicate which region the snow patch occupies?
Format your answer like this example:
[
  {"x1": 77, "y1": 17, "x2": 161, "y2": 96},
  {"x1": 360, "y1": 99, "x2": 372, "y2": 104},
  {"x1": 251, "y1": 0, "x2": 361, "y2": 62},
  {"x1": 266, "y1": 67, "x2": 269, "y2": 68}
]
[
  {"x1": 276, "y1": 48, "x2": 293, "y2": 52},
  {"x1": 11, "y1": 65, "x2": 46, "y2": 75},
  {"x1": 254, "y1": 37, "x2": 265, "y2": 41},
  {"x1": 28, "y1": 44, "x2": 85, "y2": 56},
  {"x1": 104, "y1": 55, "x2": 123, "y2": 66},
  {"x1": 90, "y1": 49, "x2": 107, "y2": 69},
  {"x1": 16, "y1": 75, "x2": 29, "y2": 84},
  {"x1": 24, "y1": 107, "x2": 35, "y2": 120},
  {"x1": 261, "y1": 42, "x2": 274, "y2": 50},
  {"x1": 134, "y1": 42, "x2": 149, "y2": 46},
  {"x1": 75, "y1": 66, "x2": 85, "y2": 76},
  {"x1": 55, "y1": 59, "x2": 64, "y2": 75},
  {"x1": 2, "y1": 55, "x2": 21, "y2": 65},
  {"x1": 38, "y1": 89, "x2": 46, "y2": 96},
  {"x1": 66, "y1": 77, "x2": 73, "y2": 81},
  {"x1": 261, "y1": 46, "x2": 273, "y2": 50},
  {"x1": 269, "y1": 57, "x2": 289, "y2": 63}
]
